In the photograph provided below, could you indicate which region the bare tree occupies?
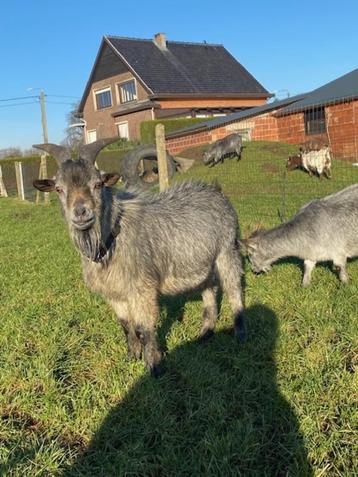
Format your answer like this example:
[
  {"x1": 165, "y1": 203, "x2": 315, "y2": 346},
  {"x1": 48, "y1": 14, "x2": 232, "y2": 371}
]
[
  {"x1": 62, "y1": 101, "x2": 84, "y2": 151},
  {"x1": 0, "y1": 147, "x2": 23, "y2": 159}
]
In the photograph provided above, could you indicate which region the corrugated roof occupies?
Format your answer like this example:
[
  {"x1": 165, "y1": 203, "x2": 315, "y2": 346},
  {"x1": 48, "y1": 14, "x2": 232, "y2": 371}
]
[
  {"x1": 165, "y1": 94, "x2": 307, "y2": 138},
  {"x1": 106, "y1": 36, "x2": 269, "y2": 95},
  {"x1": 277, "y1": 68, "x2": 358, "y2": 115}
]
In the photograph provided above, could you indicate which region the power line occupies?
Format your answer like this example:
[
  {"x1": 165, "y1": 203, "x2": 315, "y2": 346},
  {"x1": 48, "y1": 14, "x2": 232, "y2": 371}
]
[
  {"x1": 46, "y1": 100, "x2": 76, "y2": 105},
  {"x1": 0, "y1": 95, "x2": 39, "y2": 102},
  {"x1": 0, "y1": 101, "x2": 38, "y2": 109},
  {"x1": 47, "y1": 94, "x2": 80, "y2": 99}
]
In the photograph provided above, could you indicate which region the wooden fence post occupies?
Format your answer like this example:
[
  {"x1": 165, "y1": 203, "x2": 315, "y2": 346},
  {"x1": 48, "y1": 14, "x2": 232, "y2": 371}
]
[
  {"x1": 0, "y1": 165, "x2": 8, "y2": 197},
  {"x1": 14, "y1": 161, "x2": 25, "y2": 201},
  {"x1": 155, "y1": 123, "x2": 169, "y2": 191},
  {"x1": 36, "y1": 154, "x2": 50, "y2": 204}
]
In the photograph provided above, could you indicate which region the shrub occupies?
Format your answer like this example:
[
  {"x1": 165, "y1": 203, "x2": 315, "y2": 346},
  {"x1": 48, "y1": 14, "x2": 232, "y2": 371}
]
[{"x1": 140, "y1": 118, "x2": 208, "y2": 144}]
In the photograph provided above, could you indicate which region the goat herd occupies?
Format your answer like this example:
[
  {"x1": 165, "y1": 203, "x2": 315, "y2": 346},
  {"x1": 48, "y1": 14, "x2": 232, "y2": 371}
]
[{"x1": 32, "y1": 138, "x2": 357, "y2": 376}]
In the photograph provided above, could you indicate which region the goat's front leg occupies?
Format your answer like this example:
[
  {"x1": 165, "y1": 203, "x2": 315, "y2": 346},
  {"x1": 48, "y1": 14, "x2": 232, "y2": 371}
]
[
  {"x1": 130, "y1": 292, "x2": 163, "y2": 377},
  {"x1": 110, "y1": 300, "x2": 141, "y2": 360}
]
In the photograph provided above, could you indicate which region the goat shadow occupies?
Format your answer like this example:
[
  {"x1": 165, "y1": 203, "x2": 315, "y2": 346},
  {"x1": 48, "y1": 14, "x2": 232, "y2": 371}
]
[{"x1": 61, "y1": 304, "x2": 312, "y2": 477}]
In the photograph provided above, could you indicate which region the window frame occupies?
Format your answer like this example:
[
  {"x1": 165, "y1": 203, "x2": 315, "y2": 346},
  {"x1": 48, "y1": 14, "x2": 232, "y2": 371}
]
[
  {"x1": 304, "y1": 107, "x2": 326, "y2": 135},
  {"x1": 117, "y1": 79, "x2": 137, "y2": 104},
  {"x1": 116, "y1": 121, "x2": 130, "y2": 140},
  {"x1": 86, "y1": 129, "x2": 97, "y2": 144},
  {"x1": 93, "y1": 86, "x2": 113, "y2": 111}
]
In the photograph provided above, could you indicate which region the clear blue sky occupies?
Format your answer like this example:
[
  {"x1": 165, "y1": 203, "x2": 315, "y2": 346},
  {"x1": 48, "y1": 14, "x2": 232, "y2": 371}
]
[{"x1": 1, "y1": 0, "x2": 357, "y2": 149}]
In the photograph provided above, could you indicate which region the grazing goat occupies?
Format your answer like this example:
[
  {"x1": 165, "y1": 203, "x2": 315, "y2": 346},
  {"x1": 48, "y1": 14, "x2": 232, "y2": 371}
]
[
  {"x1": 244, "y1": 184, "x2": 358, "y2": 286},
  {"x1": 203, "y1": 133, "x2": 243, "y2": 167},
  {"x1": 33, "y1": 139, "x2": 246, "y2": 376},
  {"x1": 287, "y1": 146, "x2": 332, "y2": 178}
]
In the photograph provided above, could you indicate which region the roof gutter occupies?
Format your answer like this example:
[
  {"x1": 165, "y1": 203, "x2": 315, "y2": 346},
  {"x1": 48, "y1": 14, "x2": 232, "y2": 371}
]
[{"x1": 149, "y1": 92, "x2": 273, "y2": 99}]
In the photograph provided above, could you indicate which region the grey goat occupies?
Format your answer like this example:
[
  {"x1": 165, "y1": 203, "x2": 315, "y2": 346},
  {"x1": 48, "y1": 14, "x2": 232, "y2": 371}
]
[
  {"x1": 244, "y1": 184, "x2": 358, "y2": 286},
  {"x1": 33, "y1": 139, "x2": 246, "y2": 376},
  {"x1": 203, "y1": 133, "x2": 243, "y2": 167}
]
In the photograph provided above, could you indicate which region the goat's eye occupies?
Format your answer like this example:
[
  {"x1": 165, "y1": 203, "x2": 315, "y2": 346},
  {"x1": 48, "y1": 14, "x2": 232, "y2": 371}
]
[
  {"x1": 94, "y1": 181, "x2": 103, "y2": 190},
  {"x1": 55, "y1": 186, "x2": 63, "y2": 193}
]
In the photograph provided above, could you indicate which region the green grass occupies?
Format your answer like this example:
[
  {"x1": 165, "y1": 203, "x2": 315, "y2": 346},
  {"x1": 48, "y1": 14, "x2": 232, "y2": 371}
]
[{"x1": 0, "y1": 141, "x2": 357, "y2": 476}]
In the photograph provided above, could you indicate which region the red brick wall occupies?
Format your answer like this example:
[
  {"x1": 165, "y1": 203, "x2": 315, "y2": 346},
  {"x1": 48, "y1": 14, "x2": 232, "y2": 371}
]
[
  {"x1": 166, "y1": 100, "x2": 358, "y2": 161},
  {"x1": 166, "y1": 112, "x2": 279, "y2": 154},
  {"x1": 83, "y1": 71, "x2": 149, "y2": 140},
  {"x1": 326, "y1": 101, "x2": 358, "y2": 160},
  {"x1": 114, "y1": 109, "x2": 153, "y2": 140}
]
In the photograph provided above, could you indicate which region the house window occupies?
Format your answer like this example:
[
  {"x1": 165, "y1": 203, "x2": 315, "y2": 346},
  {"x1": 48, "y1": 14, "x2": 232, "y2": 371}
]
[
  {"x1": 117, "y1": 122, "x2": 129, "y2": 139},
  {"x1": 304, "y1": 107, "x2": 326, "y2": 135},
  {"x1": 87, "y1": 129, "x2": 97, "y2": 143},
  {"x1": 94, "y1": 87, "x2": 112, "y2": 110},
  {"x1": 119, "y1": 80, "x2": 137, "y2": 103}
]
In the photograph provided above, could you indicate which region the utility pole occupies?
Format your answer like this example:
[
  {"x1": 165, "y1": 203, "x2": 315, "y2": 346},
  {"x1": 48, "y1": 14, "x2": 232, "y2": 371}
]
[
  {"x1": 36, "y1": 90, "x2": 50, "y2": 204},
  {"x1": 39, "y1": 90, "x2": 49, "y2": 143}
]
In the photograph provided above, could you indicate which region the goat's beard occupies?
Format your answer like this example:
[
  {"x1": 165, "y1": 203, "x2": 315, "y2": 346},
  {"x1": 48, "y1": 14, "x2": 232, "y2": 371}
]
[{"x1": 71, "y1": 224, "x2": 102, "y2": 261}]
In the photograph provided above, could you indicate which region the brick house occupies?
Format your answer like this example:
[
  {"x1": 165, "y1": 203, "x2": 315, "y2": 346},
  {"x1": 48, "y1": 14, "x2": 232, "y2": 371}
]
[
  {"x1": 166, "y1": 68, "x2": 358, "y2": 161},
  {"x1": 77, "y1": 33, "x2": 271, "y2": 143}
]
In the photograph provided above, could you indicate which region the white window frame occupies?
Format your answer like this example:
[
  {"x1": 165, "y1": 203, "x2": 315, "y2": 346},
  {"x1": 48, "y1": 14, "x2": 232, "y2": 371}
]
[
  {"x1": 93, "y1": 86, "x2": 112, "y2": 111},
  {"x1": 116, "y1": 121, "x2": 129, "y2": 140},
  {"x1": 87, "y1": 129, "x2": 97, "y2": 144},
  {"x1": 117, "y1": 79, "x2": 137, "y2": 104}
]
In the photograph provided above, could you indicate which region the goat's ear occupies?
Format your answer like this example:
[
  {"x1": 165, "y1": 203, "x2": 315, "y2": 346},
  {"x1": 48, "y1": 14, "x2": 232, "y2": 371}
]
[
  {"x1": 33, "y1": 179, "x2": 56, "y2": 192},
  {"x1": 101, "y1": 172, "x2": 121, "y2": 187},
  {"x1": 245, "y1": 237, "x2": 259, "y2": 252}
]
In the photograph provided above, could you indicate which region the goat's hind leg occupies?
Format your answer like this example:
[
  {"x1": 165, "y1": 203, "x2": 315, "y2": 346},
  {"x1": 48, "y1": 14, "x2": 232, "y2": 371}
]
[
  {"x1": 302, "y1": 260, "x2": 316, "y2": 287},
  {"x1": 216, "y1": 246, "x2": 246, "y2": 342},
  {"x1": 111, "y1": 300, "x2": 142, "y2": 360},
  {"x1": 334, "y1": 257, "x2": 349, "y2": 283},
  {"x1": 199, "y1": 285, "x2": 218, "y2": 341}
]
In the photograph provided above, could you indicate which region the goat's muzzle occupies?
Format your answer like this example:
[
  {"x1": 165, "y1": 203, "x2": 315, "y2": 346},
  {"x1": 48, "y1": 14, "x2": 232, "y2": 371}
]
[{"x1": 71, "y1": 201, "x2": 96, "y2": 231}]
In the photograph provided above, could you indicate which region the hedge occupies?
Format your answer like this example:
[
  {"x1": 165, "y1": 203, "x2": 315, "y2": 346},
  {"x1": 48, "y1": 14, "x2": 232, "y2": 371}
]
[{"x1": 140, "y1": 118, "x2": 208, "y2": 144}]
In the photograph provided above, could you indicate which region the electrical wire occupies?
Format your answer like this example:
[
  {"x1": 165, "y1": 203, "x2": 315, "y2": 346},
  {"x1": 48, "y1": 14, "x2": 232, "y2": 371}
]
[
  {"x1": 0, "y1": 95, "x2": 39, "y2": 102},
  {"x1": 46, "y1": 101, "x2": 75, "y2": 105},
  {"x1": 0, "y1": 101, "x2": 39, "y2": 109},
  {"x1": 47, "y1": 94, "x2": 80, "y2": 99}
]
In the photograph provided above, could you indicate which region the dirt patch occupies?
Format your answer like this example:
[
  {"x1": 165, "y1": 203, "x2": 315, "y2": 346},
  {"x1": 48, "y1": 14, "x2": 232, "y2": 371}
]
[
  {"x1": 262, "y1": 143, "x2": 296, "y2": 156},
  {"x1": 13, "y1": 211, "x2": 32, "y2": 220},
  {"x1": 261, "y1": 163, "x2": 280, "y2": 174},
  {"x1": 178, "y1": 144, "x2": 209, "y2": 164}
]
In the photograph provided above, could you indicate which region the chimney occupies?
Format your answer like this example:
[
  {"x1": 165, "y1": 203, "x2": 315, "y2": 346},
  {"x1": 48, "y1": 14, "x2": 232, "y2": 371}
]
[{"x1": 154, "y1": 32, "x2": 167, "y2": 50}]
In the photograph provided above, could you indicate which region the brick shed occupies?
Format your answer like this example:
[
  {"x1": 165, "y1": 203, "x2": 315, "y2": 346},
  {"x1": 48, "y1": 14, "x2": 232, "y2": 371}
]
[{"x1": 166, "y1": 68, "x2": 358, "y2": 161}]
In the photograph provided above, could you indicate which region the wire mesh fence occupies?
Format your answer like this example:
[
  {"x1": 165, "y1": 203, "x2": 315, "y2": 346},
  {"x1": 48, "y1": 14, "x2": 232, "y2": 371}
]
[
  {"x1": 168, "y1": 96, "x2": 358, "y2": 233},
  {"x1": 1, "y1": 97, "x2": 357, "y2": 236}
]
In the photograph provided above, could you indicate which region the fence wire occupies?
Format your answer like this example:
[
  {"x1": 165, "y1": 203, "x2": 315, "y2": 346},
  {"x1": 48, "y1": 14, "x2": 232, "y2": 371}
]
[{"x1": 1, "y1": 97, "x2": 357, "y2": 236}]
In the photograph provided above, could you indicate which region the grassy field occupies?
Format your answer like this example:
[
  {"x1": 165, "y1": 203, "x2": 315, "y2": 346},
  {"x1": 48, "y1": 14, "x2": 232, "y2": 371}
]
[{"x1": 0, "y1": 141, "x2": 357, "y2": 476}]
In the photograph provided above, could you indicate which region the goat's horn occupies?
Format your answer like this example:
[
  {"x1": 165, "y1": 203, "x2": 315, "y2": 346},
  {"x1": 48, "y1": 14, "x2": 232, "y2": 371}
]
[
  {"x1": 33, "y1": 143, "x2": 71, "y2": 164},
  {"x1": 78, "y1": 138, "x2": 119, "y2": 164}
]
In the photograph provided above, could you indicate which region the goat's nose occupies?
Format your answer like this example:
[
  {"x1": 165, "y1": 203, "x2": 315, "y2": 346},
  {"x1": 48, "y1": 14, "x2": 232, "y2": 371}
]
[{"x1": 74, "y1": 203, "x2": 87, "y2": 218}]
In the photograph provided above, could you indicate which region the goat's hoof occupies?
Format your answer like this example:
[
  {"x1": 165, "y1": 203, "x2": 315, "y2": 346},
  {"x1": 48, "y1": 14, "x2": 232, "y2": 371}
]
[
  {"x1": 235, "y1": 327, "x2": 247, "y2": 343},
  {"x1": 150, "y1": 363, "x2": 165, "y2": 378},
  {"x1": 234, "y1": 312, "x2": 246, "y2": 343},
  {"x1": 128, "y1": 348, "x2": 142, "y2": 361},
  {"x1": 198, "y1": 328, "x2": 215, "y2": 343},
  {"x1": 127, "y1": 341, "x2": 142, "y2": 360}
]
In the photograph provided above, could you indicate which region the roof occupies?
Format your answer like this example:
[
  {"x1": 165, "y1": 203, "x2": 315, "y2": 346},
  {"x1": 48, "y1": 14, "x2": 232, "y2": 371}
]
[
  {"x1": 78, "y1": 35, "x2": 270, "y2": 112},
  {"x1": 166, "y1": 67, "x2": 358, "y2": 138},
  {"x1": 277, "y1": 68, "x2": 358, "y2": 115},
  {"x1": 106, "y1": 36, "x2": 269, "y2": 96},
  {"x1": 166, "y1": 93, "x2": 307, "y2": 139}
]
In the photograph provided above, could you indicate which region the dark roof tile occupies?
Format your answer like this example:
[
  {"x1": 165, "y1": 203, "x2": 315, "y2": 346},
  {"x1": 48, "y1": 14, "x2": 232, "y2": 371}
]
[{"x1": 106, "y1": 36, "x2": 269, "y2": 95}]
